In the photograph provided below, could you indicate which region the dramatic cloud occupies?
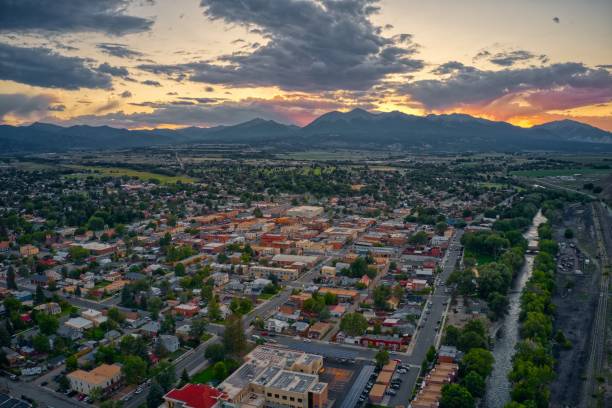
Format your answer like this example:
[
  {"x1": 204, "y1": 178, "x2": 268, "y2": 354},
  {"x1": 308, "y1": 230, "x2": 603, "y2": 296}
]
[
  {"x1": 0, "y1": 0, "x2": 153, "y2": 36},
  {"x1": 141, "y1": 80, "x2": 162, "y2": 87},
  {"x1": 54, "y1": 95, "x2": 357, "y2": 128},
  {"x1": 47, "y1": 104, "x2": 66, "y2": 112},
  {"x1": 0, "y1": 43, "x2": 112, "y2": 89},
  {"x1": 120, "y1": 90, "x2": 133, "y2": 98},
  {"x1": 402, "y1": 62, "x2": 612, "y2": 110},
  {"x1": 489, "y1": 50, "x2": 546, "y2": 67},
  {"x1": 97, "y1": 62, "x2": 130, "y2": 77},
  {"x1": 0, "y1": 93, "x2": 57, "y2": 120},
  {"x1": 97, "y1": 43, "x2": 144, "y2": 59},
  {"x1": 553, "y1": 17, "x2": 560, "y2": 23},
  {"x1": 139, "y1": 0, "x2": 422, "y2": 91},
  {"x1": 473, "y1": 48, "x2": 547, "y2": 67}
]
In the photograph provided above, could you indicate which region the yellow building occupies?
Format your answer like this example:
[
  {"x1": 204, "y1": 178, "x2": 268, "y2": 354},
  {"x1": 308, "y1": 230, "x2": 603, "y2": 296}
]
[{"x1": 67, "y1": 364, "x2": 122, "y2": 396}]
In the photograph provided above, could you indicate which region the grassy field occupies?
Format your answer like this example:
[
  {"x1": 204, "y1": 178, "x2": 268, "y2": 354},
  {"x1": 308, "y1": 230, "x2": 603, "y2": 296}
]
[
  {"x1": 464, "y1": 249, "x2": 496, "y2": 265},
  {"x1": 66, "y1": 165, "x2": 196, "y2": 184},
  {"x1": 192, "y1": 359, "x2": 239, "y2": 384},
  {"x1": 510, "y1": 168, "x2": 612, "y2": 177},
  {"x1": 277, "y1": 150, "x2": 391, "y2": 161}
]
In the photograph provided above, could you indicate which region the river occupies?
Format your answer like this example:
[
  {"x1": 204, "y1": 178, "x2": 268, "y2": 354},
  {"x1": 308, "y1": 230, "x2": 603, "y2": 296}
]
[{"x1": 484, "y1": 209, "x2": 548, "y2": 407}]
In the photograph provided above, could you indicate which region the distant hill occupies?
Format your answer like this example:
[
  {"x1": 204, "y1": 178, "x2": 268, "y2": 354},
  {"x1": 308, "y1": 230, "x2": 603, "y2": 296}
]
[{"x1": 1, "y1": 109, "x2": 611, "y2": 154}]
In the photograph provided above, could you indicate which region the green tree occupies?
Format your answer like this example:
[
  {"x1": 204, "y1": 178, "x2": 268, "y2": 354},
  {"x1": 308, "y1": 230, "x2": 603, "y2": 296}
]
[
  {"x1": 179, "y1": 369, "x2": 190, "y2": 386},
  {"x1": 375, "y1": 349, "x2": 390, "y2": 368},
  {"x1": 426, "y1": 345, "x2": 437, "y2": 363},
  {"x1": 66, "y1": 355, "x2": 78, "y2": 371},
  {"x1": 89, "y1": 387, "x2": 103, "y2": 402},
  {"x1": 154, "y1": 362, "x2": 176, "y2": 392},
  {"x1": 340, "y1": 313, "x2": 368, "y2": 337},
  {"x1": 213, "y1": 361, "x2": 228, "y2": 380},
  {"x1": 205, "y1": 343, "x2": 226, "y2": 363},
  {"x1": 461, "y1": 371, "x2": 485, "y2": 398},
  {"x1": 223, "y1": 314, "x2": 246, "y2": 355},
  {"x1": 207, "y1": 295, "x2": 221, "y2": 321},
  {"x1": 32, "y1": 334, "x2": 50, "y2": 353},
  {"x1": 122, "y1": 355, "x2": 147, "y2": 384},
  {"x1": 6, "y1": 266, "x2": 17, "y2": 290},
  {"x1": 461, "y1": 348, "x2": 494, "y2": 378},
  {"x1": 564, "y1": 228, "x2": 574, "y2": 239},
  {"x1": 37, "y1": 313, "x2": 59, "y2": 335},
  {"x1": 87, "y1": 216, "x2": 105, "y2": 231},
  {"x1": 148, "y1": 296, "x2": 163, "y2": 319},
  {"x1": 147, "y1": 382, "x2": 164, "y2": 408},
  {"x1": 440, "y1": 384, "x2": 475, "y2": 408},
  {"x1": 35, "y1": 285, "x2": 46, "y2": 304}
]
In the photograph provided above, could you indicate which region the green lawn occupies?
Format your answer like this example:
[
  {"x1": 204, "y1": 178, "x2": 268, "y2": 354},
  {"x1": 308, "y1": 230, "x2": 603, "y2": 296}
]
[
  {"x1": 464, "y1": 249, "x2": 496, "y2": 265},
  {"x1": 510, "y1": 168, "x2": 612, "y2": 177},
  {"x1": 258, "y1": 292, "x2": 276, "y2": 300},
  {"x1": 192, "y1": 359, "x2": 239, "y2": 384},
  {"x1": 66, "y1": 165, "x2": 196, "y2": 184}
]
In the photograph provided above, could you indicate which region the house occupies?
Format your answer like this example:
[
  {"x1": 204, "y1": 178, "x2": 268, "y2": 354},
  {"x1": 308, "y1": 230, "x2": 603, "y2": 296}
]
[
  {"x1": 359, "y1": 334, "x2": 408, "y2": 351},
  {"x1": 67, "y1": 364, "x2": 122, "y2": 396},
  {"x1": 125, "y1": 272, "x2": 146, "y2": 281},
  {"x1": 329, "y1": 305, "x2": 346, "y2": 318},
  {"x1": 19, "y1": 244, "x2": 39, "y2": 257},
  {"x1": 163, "y1": 383, "x2": 224, "y2": 408},
  {"x1": 176, "y1": 324, "x2": 192, "y2": 340},
  {"x1": 267, "y1": 318, "x2": 290, "y2": 333},
  {"x1": 211, "y1": 272, "x2": 229, "y2": 287},
  {"x1": 291, "y1": 321, "x2": 310, "y2": 336},
  {"x1": 175, "y1": 304, "x2": 200, "y2": 318},
  {"x1": 317, "y1": 287, "x2": 359, "y2": 303},
  {"x1": 0, "y1": 241, "x2": 10, "y2": 253},
  {"x1": 140, "y1": 321, "x2": 161, "y2": 337},
  {"x1": 64, "y1": 317, "x2": 94, "y2": 332},
  {"x1": 58, "y1": 326, "x2": 83, "y2": 341},
  {"x1": 160, "y1": 335, "x2": 180, "y2": 353},
  {"x1": 308, "y1": 322, "x2": 332, "y2": 339},
  {"x1": 30, "y1": 274, "x2": 49, "y2": 286},
  {"x1": 82, "y1": 309, "x2": 108, "y2": 326},
  {"x1": 321, "y1": 266, "x2": 336, "y2": 278},
  {"x1": 34, "y1": 302, "x2": 61, "y2": 315}
]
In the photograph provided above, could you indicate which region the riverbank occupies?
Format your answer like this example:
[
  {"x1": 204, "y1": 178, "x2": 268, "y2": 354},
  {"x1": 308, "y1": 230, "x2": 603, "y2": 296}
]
[{"x1": 484, "y1": 210, "x2": 548, "y2": 408}]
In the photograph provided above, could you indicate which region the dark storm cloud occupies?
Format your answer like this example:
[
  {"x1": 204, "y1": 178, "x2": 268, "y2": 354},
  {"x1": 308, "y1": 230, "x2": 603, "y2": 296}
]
[
  {"x1": 0, "y1": 43, "x2": 112, "y2": 89},
  {"x1": 0, "y1": 0, "x2": 153, "y2": 36},
  {"x1": 0, "y1": 93, "x2": 56, "y2": 119},
  {"x1": 97, "y1": 62, "x2": 130, "y2": 77},
  {"x1": 139, "y1": 0, "x2": 422, "y2": 91},
  {"x1": 97, "y1": 43, "x2": 144, "y2": 59},
  {"x1": 401, "y1": 62, "x2": 612, "y2": 109}
]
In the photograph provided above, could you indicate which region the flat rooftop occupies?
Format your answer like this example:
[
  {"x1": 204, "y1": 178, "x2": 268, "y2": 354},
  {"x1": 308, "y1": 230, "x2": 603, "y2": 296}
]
[{"x1": 267, "y1": 370, "x2": 318, "y2": 393}]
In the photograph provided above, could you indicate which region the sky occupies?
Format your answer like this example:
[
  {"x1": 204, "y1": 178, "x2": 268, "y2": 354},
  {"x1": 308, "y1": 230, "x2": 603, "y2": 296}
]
[{"x1": 0, "y1": 0, "x2": 611, "y2": 130}]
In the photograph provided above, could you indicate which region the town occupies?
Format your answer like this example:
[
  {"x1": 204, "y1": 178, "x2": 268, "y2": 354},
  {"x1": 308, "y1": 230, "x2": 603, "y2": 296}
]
[{"x1": 0, "y1": 151, "x2": 609, "y2": 408}]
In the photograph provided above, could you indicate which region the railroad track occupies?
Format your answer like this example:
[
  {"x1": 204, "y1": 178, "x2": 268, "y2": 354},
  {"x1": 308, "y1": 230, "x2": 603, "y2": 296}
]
[{"x1": 582, "y1": 202, "x2": 610, "y2": 407}]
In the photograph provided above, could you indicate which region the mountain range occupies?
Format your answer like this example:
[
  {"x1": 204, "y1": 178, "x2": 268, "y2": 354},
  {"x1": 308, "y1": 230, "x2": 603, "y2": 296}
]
[{"x1": 1, "y1": 108, "x2": 611, "y2": 154}]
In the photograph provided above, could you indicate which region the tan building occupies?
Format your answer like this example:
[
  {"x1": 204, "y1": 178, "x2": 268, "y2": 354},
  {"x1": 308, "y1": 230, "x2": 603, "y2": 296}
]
[
  {"x1": 19, "y1": 244, "x2": 39, "y2": 257},
  {"x1": 67, "y1": 364, "x2": 122, "y2": 396},
  {"x1": 249, "y1": 265, "x2": 299, "y2": 282},
  {"x1": 217, "y1": 346, "x2": 327, "y2": 408},
  {"x1": 286, "y1": 206, "x2": 324, "y2": 219}
]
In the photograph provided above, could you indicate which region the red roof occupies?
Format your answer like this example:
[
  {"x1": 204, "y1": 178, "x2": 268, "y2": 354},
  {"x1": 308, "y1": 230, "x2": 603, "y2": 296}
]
[{"x1": 164, "y1": 384, "x2": 224, "y2": 408}]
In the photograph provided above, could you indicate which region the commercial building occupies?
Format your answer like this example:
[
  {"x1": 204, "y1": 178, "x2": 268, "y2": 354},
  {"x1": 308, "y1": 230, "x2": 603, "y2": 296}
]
[
  {"x1": 216, "y1": 346, "x2": 327, "y2": 408},
  {"x1": 286, "y1": 206, "x2": 324, "y2": 219},
  {"x1": 67, "y1": 364, "x2": 122, "y2": 396},
  {"x1": 164, "y1": 383, "x2": 226, "y2": 408},
  {"x1": 250, "y1": 266, "x2": 299, "y2": 282}
]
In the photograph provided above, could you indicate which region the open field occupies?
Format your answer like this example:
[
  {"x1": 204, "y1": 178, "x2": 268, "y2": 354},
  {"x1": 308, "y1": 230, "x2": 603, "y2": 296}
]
[
  {"x1": 66, "y1": 165, "x2": 196, "y2": 184},
  {"x1": 276, "y1": 150, "x2": 393, "y2": 161},
  {"x1": 510, "y1": 168, "x2": 612, "y2": 177}
]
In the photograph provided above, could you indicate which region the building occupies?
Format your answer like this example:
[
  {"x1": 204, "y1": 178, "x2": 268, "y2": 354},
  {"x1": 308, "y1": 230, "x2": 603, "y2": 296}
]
[
  {"x1": 164, "y1": 383, "x2": 225, "y2": 408},
  {"x1": 65, "y1": 317, "x2": 94, "y2": 332},
  {"x1": 79, "y1": 242, "x2": 116, "y2": 255},
  {"x1": 216, "y1": 346, "x2": 327, "y2": 408},
  {"x1": 175, "y1": 304, "x2": 200, "y2": 317},
  {"x1": 286, "y1": 206, "x2": 324, "y2": 219},
  {"x1": 272, "y1": 254, "x2": 319, "y2": 268},
  {"x1": 33, "y1": 302, "x2": 61, "y2": 315},
  {"x1": 67, "y1": 364, "x2": 122, "y2": 396},
  {"x1": 19, "y1": 244, "x2": 39, "y2": 257},
  {"x1": 250, "y1": 265, "x2": 299, "y2": 282},
  {"x1": 81, "y1": 309, "x2": 108, "y2": 326},
  {"x1": 160, "y1": 335, "x2": 180, "y2": 353},
  {"x1": 316, "y1": 287, "x2": 358, "y2": 303},
  {"x1": 307, "y1": 322, "x2": 332, "y2": 340}
]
